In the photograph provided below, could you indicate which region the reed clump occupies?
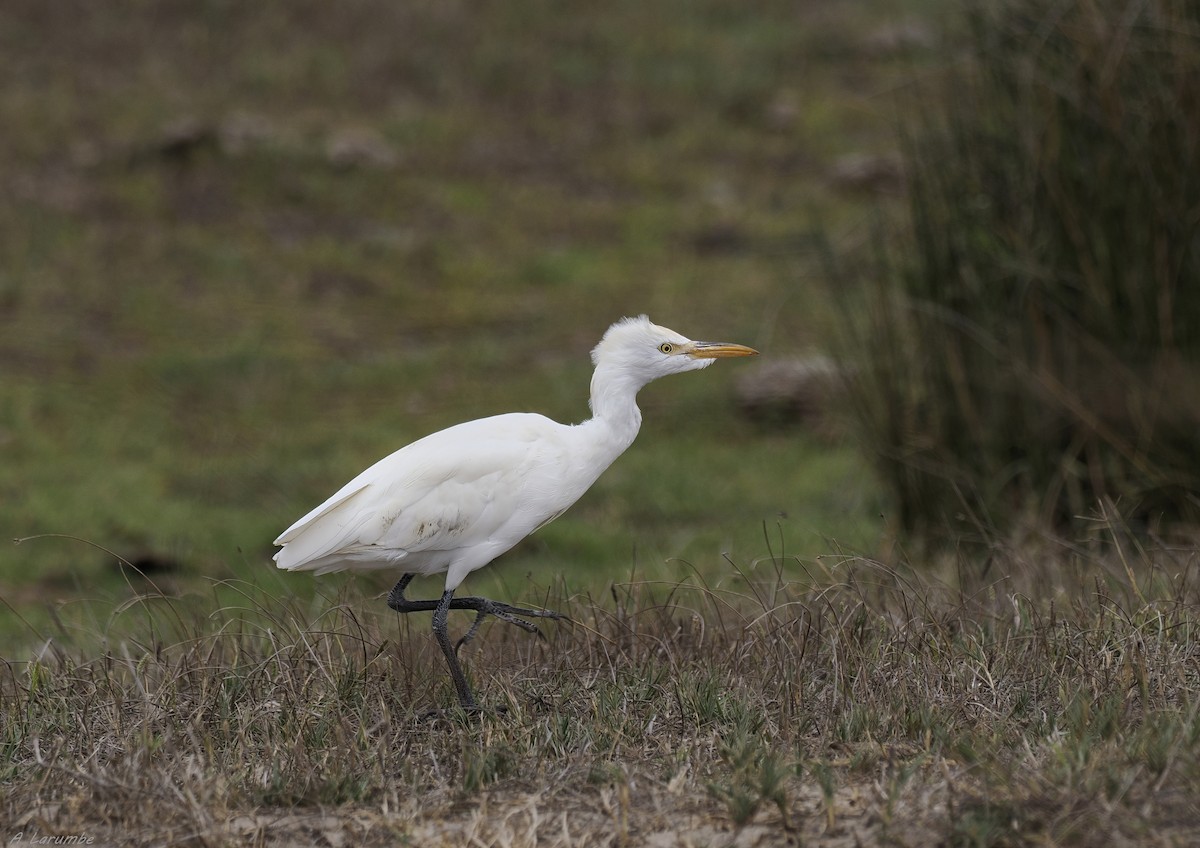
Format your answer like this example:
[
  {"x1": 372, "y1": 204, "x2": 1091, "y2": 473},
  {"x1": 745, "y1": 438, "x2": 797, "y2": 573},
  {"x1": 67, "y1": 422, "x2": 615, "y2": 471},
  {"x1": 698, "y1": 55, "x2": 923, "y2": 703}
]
[{"x1": 840, "y1": 0, "x2": 1200, "y2": 540}]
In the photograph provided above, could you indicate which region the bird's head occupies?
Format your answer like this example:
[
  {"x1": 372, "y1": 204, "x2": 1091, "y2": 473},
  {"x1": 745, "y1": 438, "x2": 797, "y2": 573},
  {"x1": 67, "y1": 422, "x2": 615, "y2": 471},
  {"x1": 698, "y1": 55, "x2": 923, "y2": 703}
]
[{"x1": 591, "y1": 315, "x2": 758, "y2": 385}]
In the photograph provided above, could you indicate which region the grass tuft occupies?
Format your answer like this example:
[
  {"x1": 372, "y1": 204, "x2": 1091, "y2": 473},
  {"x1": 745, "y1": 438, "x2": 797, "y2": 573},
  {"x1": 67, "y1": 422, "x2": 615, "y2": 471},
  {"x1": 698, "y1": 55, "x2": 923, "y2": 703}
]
[{"x1": 5, "y1": 525, "x2": 1200, "y2": 844}]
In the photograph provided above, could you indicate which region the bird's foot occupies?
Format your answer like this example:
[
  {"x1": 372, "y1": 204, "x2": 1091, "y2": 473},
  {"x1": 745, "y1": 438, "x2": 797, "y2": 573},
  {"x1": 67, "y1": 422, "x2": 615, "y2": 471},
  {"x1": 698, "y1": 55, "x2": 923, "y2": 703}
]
[
  {"x1": 454, "y1": 599, "x2": 566, "y2": 652},
  {"x1": 474, "y1": 598, "x2": 565, "y2": 621}
]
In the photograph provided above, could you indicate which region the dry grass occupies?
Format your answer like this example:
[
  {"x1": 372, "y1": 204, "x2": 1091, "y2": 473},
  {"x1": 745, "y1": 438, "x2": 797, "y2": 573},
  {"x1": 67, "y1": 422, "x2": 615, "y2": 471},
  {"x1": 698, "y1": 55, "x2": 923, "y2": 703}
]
[{"x1": 5, "y1": 524, "x2": 1200, "y2": 846}]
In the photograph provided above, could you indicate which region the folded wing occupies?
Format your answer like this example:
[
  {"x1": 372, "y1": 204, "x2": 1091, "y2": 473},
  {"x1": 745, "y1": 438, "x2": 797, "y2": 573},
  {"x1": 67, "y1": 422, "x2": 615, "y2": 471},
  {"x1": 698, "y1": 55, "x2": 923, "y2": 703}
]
[{"x1": 272, "y1": 413, "x2": 566, "y2": 575}]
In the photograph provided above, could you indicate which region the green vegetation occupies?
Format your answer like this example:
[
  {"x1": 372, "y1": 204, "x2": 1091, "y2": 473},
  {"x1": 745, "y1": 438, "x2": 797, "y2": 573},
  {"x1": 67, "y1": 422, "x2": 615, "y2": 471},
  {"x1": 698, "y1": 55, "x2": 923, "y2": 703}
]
[
  {"x1": 5, "y1": 0, "x2": 1200, "y2": 845},
  {"x1": 0, "y1": 0, "x2": 901, "y2": 625},
  {"x1": 838, "y1": 0, "x2": 1200, "y2": 539}
]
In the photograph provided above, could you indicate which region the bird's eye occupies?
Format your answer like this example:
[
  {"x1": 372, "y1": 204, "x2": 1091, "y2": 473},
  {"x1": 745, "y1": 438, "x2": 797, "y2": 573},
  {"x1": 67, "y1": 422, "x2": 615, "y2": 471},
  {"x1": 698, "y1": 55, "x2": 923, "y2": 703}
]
[{"x1": 658, "y1": 342, "x2": 674, "y2": 354}]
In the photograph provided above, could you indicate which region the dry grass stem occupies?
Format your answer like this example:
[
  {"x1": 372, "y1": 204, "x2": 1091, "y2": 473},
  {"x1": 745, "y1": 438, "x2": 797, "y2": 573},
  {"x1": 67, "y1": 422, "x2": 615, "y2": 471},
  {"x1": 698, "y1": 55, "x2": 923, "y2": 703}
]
[{"x1": 5, "y1": 535, "x2": 1200, "y2": 846}]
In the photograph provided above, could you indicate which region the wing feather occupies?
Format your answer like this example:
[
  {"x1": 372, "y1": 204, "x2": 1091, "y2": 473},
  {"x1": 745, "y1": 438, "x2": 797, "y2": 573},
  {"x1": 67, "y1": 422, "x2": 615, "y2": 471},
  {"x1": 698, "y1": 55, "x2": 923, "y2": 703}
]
[{"x1": 273, "y1": 413, "x2": 567, "y2": 575}]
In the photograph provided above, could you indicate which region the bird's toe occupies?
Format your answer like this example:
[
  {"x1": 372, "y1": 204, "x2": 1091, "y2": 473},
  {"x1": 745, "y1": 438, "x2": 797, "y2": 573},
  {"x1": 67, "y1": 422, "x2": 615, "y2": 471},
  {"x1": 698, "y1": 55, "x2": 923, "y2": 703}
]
[{"x1": 492, "y1": 609, "x2": 542, "y2": 634}]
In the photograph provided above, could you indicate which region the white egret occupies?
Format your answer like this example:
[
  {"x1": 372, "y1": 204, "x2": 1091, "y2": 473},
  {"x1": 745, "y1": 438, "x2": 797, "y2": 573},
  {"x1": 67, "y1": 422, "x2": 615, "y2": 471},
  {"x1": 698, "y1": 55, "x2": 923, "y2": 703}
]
[{"x1": 273, "y1": 315, "x2": 758, "y2": 710}]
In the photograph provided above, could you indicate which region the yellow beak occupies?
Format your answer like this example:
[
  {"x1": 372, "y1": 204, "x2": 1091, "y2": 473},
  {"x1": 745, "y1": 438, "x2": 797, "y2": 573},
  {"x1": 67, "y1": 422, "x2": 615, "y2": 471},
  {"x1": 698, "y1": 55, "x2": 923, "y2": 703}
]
[{"x1": 686, "y1": 341, "x2": 759, "y2": 359}]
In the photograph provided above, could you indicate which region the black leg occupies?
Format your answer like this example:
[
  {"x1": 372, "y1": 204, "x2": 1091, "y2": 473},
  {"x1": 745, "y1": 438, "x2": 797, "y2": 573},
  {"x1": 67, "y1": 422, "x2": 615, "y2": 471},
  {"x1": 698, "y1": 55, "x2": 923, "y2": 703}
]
[
  {"x1": 386, "y1": 573, "x2": 419, "y2": 611},
  {"x1": 387, "y1": 574, "x2": 564, "y2": 642},
  {"x1": 385, "y1": 574, "x2": 566, "y2": 709},
  {"x1": 433, "y1": 590, "x2": 479, "y2": 711}
]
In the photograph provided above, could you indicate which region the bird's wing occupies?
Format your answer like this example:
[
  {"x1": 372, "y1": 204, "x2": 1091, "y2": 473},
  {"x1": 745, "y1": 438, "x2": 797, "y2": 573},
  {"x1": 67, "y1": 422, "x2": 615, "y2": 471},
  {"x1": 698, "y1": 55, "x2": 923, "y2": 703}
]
[
  {"x1": 273, "y1": 481, "x2": 371, "y2": 546},
  {"x1": 273, "y1": 414, "x2": 567, "y2": 573},
  {"x1": 271, "y1": 476, "x2": 379, "y2": 572}
]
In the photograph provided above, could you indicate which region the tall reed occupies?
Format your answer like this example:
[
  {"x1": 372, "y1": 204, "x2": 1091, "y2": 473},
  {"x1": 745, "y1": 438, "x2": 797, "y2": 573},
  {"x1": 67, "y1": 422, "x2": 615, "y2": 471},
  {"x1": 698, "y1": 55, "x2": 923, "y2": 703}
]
[{"x1": 840, "y1": 0, "x2": 1200, "y2": 540}]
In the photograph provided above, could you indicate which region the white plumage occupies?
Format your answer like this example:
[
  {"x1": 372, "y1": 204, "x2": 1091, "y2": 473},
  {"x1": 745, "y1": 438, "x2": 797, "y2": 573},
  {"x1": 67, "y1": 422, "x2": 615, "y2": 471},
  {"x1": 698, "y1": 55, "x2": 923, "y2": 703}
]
[
  {"x1": 273, "y1": 315, "x2": 757, "y2": 710},
  {"x1": 273, "y1": 414, "x2": 585, "y2": 585}
]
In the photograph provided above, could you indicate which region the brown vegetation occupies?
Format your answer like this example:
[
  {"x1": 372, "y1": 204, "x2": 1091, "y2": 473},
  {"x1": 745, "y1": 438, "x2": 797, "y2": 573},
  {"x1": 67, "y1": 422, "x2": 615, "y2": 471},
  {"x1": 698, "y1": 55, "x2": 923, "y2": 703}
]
[{"x1": 6, "y1": 524, "x2": 1200, "y2": 846}]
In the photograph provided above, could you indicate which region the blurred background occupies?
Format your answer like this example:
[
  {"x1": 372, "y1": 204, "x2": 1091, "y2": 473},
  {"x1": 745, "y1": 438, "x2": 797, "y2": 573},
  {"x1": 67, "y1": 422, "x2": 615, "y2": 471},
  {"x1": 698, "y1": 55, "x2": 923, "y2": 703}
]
[{"x1": 4, "y1": 0, "x2": 1197, "y2": 633}]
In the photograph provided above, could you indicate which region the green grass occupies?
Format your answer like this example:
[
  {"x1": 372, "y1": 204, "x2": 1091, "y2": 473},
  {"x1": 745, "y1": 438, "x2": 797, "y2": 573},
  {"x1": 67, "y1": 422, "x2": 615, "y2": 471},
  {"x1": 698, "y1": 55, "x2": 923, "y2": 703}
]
[{"x1": 0, "y1": 0, "x2": 923, "y2": 640}]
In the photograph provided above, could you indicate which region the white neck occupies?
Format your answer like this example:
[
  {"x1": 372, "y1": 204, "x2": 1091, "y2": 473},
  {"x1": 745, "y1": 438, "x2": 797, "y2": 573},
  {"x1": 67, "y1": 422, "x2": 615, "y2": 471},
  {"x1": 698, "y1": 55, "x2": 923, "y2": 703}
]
[{"x1": 582, "y1": 361, "x2": 645, "y2": 457}]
